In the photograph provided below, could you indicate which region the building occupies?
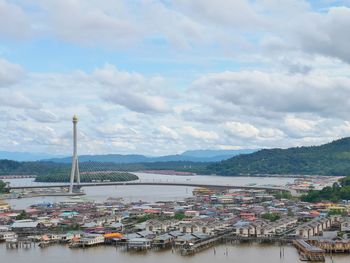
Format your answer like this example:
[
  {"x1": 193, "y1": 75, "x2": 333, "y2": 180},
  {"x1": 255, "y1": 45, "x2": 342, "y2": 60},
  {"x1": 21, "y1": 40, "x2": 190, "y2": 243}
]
[
  {"x1": 340, "y1": 217, "x2": 350, "y2": 232},
  {"x1": 0, "y1": 201, "x2": 10, "y2": 212}
]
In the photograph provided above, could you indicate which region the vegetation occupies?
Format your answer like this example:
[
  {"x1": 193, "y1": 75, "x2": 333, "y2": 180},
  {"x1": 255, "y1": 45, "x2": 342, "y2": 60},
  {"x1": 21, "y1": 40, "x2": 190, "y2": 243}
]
[
  {"x1": 35, "y1": 171, "x2": 138, "y2": 183},
  {"x1": 174, "y1": 213, "x2": 185, "y2": 220},
  {"x1": 135, "y1": 214, "x2": 156, "y2": 223},
  {"x1": 16, "y1": 210, "x2": 28, "y2": 220},
  {"x1": 206, "y1": 137, "x2": 350, "y2": 176},
  {"x1": 275, "y1": 191, "x2": 293, "y2": 200},
  {"x1": 0, "y1": 159, "x2": 208, "y2": 176},
  {"x1": 0, "y1": 180, "x2": 7, "y2": 194},
  {"x1": 301, "y1": 176, "x2": 350, "y2": 202},
  {"x1": 261, "y1": 213, "x2": 281, "y2": 222}
]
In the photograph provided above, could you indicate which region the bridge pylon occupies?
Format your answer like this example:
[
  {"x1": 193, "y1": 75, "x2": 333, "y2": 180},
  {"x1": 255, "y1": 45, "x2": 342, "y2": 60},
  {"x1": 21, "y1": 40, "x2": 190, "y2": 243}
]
[{"x1": 69, "y1": 115, "x2": 81, "y2": 193}]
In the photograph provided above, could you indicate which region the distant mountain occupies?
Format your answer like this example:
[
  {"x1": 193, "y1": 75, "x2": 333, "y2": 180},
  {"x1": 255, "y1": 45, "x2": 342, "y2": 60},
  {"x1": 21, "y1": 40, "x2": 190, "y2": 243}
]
[
  {"x1": 206, "y1": 137, "x2": 350, "y2": 176},
  {"x1": 45, "y1": 149, "x2": 256, "y2": 164},
  {"x1": 182, "y1": 149, "x2": 256, "y2": 158},
  {"x1": 0, "y1": 151, "x2": 63, "y2": 162}
]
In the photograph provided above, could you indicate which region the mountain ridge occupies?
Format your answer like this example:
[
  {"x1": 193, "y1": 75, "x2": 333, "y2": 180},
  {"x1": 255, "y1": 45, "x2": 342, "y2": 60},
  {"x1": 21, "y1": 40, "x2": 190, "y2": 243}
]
[
  {"x1": 45, "y1": 149, "x2": 256, "y2": 164},
  {"x1": 206, "y1": 137, "x2": 350, "y2": 176}
]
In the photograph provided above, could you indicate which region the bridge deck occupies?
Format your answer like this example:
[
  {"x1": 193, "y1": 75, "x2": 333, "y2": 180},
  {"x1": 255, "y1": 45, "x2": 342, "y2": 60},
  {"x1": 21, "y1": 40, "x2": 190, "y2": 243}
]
[{"x1": 7, "y1": 181, "x2": 288, "y2": 192}]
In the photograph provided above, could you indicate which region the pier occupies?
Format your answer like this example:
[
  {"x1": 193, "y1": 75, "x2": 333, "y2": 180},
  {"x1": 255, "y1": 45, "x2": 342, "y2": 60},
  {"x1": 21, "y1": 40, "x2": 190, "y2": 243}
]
[
  {"x1": 5, "y1": 238, "x2": 35, "y2": 249},
  {"x1": 180, "y1": 231, "x2": 234, "y2": 256},
  {"x1": 293, "y1": 240, "x2": 325, "y2": 261},
  {"x1": 308, "y1": 239, "x2": 350, "y2": 253}
]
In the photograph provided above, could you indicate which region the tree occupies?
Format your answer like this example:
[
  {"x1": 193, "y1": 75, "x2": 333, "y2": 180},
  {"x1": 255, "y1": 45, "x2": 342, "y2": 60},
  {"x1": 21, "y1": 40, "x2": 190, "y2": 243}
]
[
  {"x1": 174, "y1": 213, "x2": 185, "y2": 220},
  {"x1": 340, "y1": 176, "x2": 350, "y2": 187},
  {"x1": 301, "y1": 176, "x2": 350, "y2": 202},
  {"x1": 261, "y1": 213, "x2": 280, "y2": 222},
  {"x1": 0, "y1": 180, "x2": 7, "y2": 194},
  {"x1": 16, "y1": 210, "x2": 28, "y2": 220}
]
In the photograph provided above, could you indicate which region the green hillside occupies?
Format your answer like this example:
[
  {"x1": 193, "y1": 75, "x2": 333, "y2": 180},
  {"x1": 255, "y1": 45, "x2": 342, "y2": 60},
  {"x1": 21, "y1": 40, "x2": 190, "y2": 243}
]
[{"x1": 206, "y1": 137, "x2": 350, "y2": 176}]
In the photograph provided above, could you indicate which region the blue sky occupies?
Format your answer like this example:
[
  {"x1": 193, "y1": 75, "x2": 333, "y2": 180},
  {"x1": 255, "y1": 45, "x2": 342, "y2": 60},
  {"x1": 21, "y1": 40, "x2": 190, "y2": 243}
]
[{"x1": 1, "y1": 0, "x2": 350, "y2": 155}]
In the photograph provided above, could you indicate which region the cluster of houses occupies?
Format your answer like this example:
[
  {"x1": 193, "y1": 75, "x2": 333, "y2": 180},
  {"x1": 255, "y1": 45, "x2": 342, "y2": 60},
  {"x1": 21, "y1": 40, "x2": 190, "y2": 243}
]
[{"x1": 0, "y1": 187, "x2": 350, "y2": 252}]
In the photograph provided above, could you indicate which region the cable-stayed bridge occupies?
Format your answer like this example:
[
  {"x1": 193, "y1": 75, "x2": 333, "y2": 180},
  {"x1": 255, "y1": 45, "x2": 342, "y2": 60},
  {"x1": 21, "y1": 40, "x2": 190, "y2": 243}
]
[{"x1": 7, "y1": 180, "x2": 290, "y2": 193}]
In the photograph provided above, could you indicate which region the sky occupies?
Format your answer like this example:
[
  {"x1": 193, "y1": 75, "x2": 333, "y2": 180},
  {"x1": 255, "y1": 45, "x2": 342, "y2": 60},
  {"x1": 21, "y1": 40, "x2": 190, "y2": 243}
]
[{"x1": 1, "y1": 0, "x2": 350, "y2": 156}]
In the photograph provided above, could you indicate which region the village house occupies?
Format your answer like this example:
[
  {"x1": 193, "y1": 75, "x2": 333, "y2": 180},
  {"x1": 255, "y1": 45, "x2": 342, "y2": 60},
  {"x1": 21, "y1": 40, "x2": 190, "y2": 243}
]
[
  {"x1": 295, "y1": 217, "x2": 332, "y2": 238},
  {"x1": 340, "y1": 217, "x2": 350, "y2": 232},
  {"x1": 0, "y1": 201, "x2": 10, "y2": 212},
  {"x1": 11, "y1": 219, "x2": 44, "y2": 232},
  {"x1": 70, "y1": 233, "x2": 105, "y2": 247},
  {"x1": 145, "y1": 220, "x2": 177, "y2": 233},
  {"x1": 0, "y1": 231, "x2": 17, "y2": 241}
]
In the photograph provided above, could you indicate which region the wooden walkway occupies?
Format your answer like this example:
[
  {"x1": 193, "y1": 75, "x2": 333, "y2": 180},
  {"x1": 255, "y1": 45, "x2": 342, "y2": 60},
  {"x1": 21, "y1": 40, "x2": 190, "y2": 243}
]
[
  {"x1": 180, "y1": 232, "x2": 233, "y2": 255},
  {"x1": 293, "y1": 240, "x2": 325, "y2": 262}
]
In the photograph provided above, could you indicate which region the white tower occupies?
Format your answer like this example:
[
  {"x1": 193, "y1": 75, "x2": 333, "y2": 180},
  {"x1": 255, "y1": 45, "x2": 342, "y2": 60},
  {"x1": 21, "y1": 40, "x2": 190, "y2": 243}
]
[{"x1": 69, "y1": 115, "x2": 80, "y2": 193}]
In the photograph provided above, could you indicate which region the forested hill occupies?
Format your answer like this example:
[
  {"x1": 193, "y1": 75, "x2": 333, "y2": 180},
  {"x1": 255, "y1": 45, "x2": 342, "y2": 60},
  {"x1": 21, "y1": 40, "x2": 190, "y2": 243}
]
[{"x1": 206, "y1": 137, "x2": 350, "y2": 176}]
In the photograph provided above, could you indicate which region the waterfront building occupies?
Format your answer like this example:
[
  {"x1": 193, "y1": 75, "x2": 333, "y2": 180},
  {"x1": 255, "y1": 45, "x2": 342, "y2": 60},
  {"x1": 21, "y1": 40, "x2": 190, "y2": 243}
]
[
  {"x1": 295, "y1": 217, "x2": 332, "y2": 238},
  {"x1": 145, "y1": 220, "x2": 177, "y2": 233},
  {"x1": 11, "y1": 219, "x2": 41, "y2": 230},
  {"x1": 128, "y1": 237, "x2": 152, "y2": 250},
  {"x1": 70, "y1": 234, "x2": 104, "y2": 247},
  {"x1": 0, "y1": 232, "x2": 17, "y2": 241},
  {"x1": 340, "y1": 217, "x2": 350, "y2": 231},
  {"x1": 0, "y1": 201, "x2": 10, "y2": 212}
]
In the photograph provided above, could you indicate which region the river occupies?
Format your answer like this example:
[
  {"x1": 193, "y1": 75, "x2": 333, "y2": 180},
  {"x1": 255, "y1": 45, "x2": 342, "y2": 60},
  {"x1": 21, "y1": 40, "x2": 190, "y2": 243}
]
[
  {"x1": 1, "y1": 242, "x2": 349, "y2": 263},
  {"x1": 4, "y1": 173, "x2": 295, "y2": 209}
]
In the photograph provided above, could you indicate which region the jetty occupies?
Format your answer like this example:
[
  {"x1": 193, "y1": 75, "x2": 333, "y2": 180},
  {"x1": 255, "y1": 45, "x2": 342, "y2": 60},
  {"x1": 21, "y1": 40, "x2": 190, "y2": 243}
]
[
  {"x1": 293, "y1": 240, "x2": 325, "y2": 261},
  {"x1": 308, "y1": 238, "x2": 350, "y2": 253},
  {"x1": 5, "y1": 238, "x2": 35, "y2": 249},
  {"x1": 180, "y1": 231, "x2": 233, "y2": 256}
]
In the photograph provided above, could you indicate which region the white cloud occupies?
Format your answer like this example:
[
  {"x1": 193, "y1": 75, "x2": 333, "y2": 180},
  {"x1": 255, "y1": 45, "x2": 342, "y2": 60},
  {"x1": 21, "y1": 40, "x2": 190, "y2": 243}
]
[
  {"x1": 173, "y1": 0, "x2": 264, "y2": 29},
  {"x1": 0, "y1": 90, "x2": 39, "y2": 109},
  {"x1": 182, "y1": 126, "x2": 219, "y2": 140},
  {"x1": 0, "y1": 0, "x2": 32, "y2": 39},
  {"x1": 224, "y1": 121, "x2": 260, "y2": 138},
  {"x1": 192, "y1": 70, "x2": 350, "y2": 119},
  {"x1": 27, "y1": 109, "x2": 60, "y2": 123},
  {"x1": 284, "y1": 116, "x2": 316, "y2": 132},
  {"x1": 157, "y1": 125, "x2": 179, "y2": 140},
  {"x1": 0, "y1": 59, "x2": 25, "y2": 87},
  {"x1": 93, "y1": 64, "x2": 170, "y2": 114}
]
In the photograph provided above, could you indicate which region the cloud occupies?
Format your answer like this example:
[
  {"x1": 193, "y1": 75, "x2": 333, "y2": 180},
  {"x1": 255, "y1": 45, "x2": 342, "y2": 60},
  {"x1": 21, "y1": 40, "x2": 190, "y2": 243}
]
[
  {"x1": 224, "y1": 121, "x2": 260, "y2": 138},
  {"x1": 192, "y1": 70, "x2": 350, "y2": 119},
  {"x1": 38, "y1": 0, "x2": 140, "y2": 47},
  {"x1": 223, "y1": 121, "x2": 285, "y2": 140},
  {"x1": 0, "y1": 59, "x2": 25, "y2": 87},
  {"x1": 93, "y1": 64, "x2": 170, "y2": 114},
  {"x1": 94, "y1": 124, "x2": 137, "y2": 139},
  {"x1": 156, "y1": 125, "x2": 179, "y2": 140},
  {"x1": 182, "y1": 126, "x2": 219, "y2": 140},
  {"x1": 173, "y1": 0, "x2": 264, "y2": 29},
  {"x1": 294, "y1": 7, "x2": 350, "y2": 63},
  {"x1": 0, "y1": 90, "x2": 40, "y2": 109},
  {"x1": 27, "y1": 109, "x2": 60, "y2": 123},
  {"x1": 0, "y1": 0, "x2": 32, "y2": 39},
  {"x1": 3, "y1": 1, "x2": 350, "y2": 155}
]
